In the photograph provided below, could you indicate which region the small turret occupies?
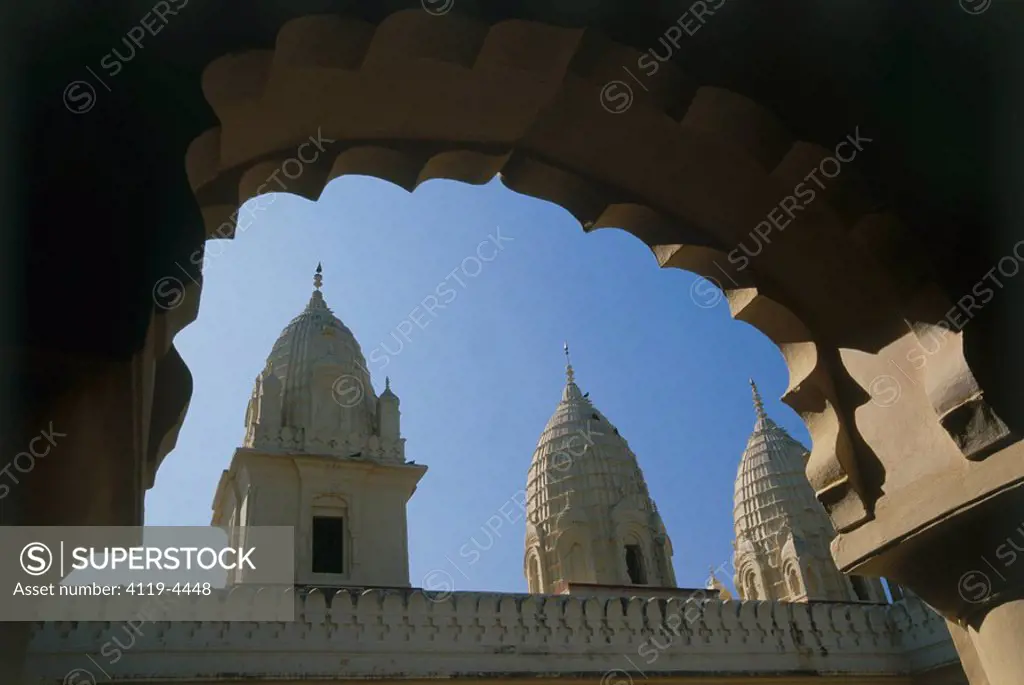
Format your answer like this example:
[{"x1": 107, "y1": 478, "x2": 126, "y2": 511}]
[{"x1": 377, "y1": 376, "x2": 401, "y2": 441}]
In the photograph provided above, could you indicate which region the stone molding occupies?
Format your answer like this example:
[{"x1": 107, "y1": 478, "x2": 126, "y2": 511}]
[
  {"x1": 248, "y1": 424, "x2": 406, "y2": 463},
  {"x1": 26, "y1": 589, "x2": 958, "y2": 680}
]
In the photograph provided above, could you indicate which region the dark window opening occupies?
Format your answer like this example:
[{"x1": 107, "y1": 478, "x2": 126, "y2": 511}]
[
  {"x1": 851, "y1": 575, "x2": 872, "y2": 601},
  {"x1": 312, "y1": 516, "x2": 345, "y2": 574},
  {"x1": 625, "y1": 544, "x2": 647, "y2": 584},
  {"x1": 591, "y1": 413, "x2": 600, "y2": 421}
]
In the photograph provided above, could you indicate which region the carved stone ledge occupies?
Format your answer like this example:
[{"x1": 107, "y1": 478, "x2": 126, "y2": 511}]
[{"x1": 905, "y1": 286, "x2": 1017, "y2": 462}]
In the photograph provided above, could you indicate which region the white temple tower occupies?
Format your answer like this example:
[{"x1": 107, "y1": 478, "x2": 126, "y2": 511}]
[
  {"x1": 211, "y1": 264, "x2": 426, "y2": 587},
  {"x1": 733, "y1": 380, "x2": 886, "y2": 603},
  {"x1": 524, "y1": 345, "x2": 676, "y2": 593}
]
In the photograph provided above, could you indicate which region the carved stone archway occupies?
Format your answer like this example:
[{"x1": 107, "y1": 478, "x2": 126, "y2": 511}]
[
  {"x1": 8, "y1": 3, "x2": 1024, "y2": 682},
  {"x1": 182, "y1": 6, "x2": 1015, "y2": 568},
  {"x1": 178, "y1": 13, "x2": 1024, "y2": 682}
]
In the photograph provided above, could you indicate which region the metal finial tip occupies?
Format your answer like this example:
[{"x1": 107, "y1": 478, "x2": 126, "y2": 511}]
[
  {"x1": 563, "y1": 342, "x2": 575, "y2": 384},
  {"x1": 385, "y1": 376, "x2": 390, "y2": 390},
  {"x1": 316, "y1": 262, "x2": 322, "y2": 274},
  {"x1": 313, "y1": 263, "x2": 323, "y2": 291},
  {"x1": 750, "y1": 378, "x2": 766, "y2": 418}
]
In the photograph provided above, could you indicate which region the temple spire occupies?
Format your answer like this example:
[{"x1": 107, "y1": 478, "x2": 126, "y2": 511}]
[
  {"x1": 563, "y1": 342, "x2": 575, "y2": 384},
  {"x1": 313, "y1": 262, "x2": 323, "y2": 291},
  {"x1": 750, "y1": 378, "x2": 767, "y2": 422}
]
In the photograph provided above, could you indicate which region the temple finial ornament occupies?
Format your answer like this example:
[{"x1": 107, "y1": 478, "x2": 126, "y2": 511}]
[
  {"x1": 564, "y1": 342, "x2": 575, "y2": 384},
  {"x1": 314, "y1": 262, "x2": 323, "y2": 291},
  {"x1": 385, "y1": 376, "x2": 391, "y2": 390},
  {"x1": 750, "y1": 378, "x2": 767, "y2": 422},
  {"x1": 707, "y1": 566, "x2": 733, "y2": 600}
]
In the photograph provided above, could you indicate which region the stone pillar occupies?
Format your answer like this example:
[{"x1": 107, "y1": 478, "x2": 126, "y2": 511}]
[
  {"x1": 846, "y1": 483, "x2": 1024, "y2": 685},
  {"x1": 2, "y1": 318, "x2": 174, "y2": 679},
  {"x1": 946, "y1": 620, "x2": 990, "y2": 685},
  {"x1": 967, "y1": 600, "x2": 1024, "y2": 685}
]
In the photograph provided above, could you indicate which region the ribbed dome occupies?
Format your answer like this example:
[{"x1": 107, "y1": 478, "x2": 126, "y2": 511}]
[
  {"x1": 524, "y1": 347, "x2": 675, "y2": 591},
  {"x1": 243, "y1": 265, "x2": 403, "y2": 462},
  {"x1": 526, "y1": 362, "x2": 657, "y2": 531},
  {"x1": 267, "y1": 288, "x2": 377, "y2": 428},
  {"x1": 733, "y1": 381, "x2": 822, "y2": 551},
  {"x1": 732, "y1": 380, "x2": 880, "y2": 603}
]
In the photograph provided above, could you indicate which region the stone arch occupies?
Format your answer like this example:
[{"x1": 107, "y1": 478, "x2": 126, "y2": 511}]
[
  {"x1": 614, "y1": 517, "x2": 656, "y2": 582},
  {"x1": 179, "y1": 9, "x2": 911, "y2": 542},
  {"x1": 553, "y1": 523, "x2": 594, "y2": 586},
  {"x1": 783, "y1": 561, "x2": 803, "y2": 599},
  {"x1": 148, "y1": 11, "x2": 1024, "y2": 614},
  {"x1": 735, "y1": 559, "x2": 766, "y2": 601},
  {"x1": 742, "y1": 567, "x2": 762, "y2": 601},
  {"x1": 525, "y1": 548, "x2": 544, "y2": 593}
]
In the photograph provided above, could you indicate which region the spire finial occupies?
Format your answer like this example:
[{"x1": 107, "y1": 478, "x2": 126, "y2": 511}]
[
  {"x1": 313, "y1": 262, "x2": 323, "y2": 291},
  {"x1": 563, "y1": 341, "x2": 575, "y2": 384},
  {"x1": 385, "y1": 376, "x2": 391, "y2": 391},
  {"x1": 750, "y1": 378, "x2": 767, "y2": 421}
]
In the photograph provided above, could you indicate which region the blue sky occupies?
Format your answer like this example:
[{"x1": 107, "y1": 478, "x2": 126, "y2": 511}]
[{"x1": 145, "y1": 174, "x2": 808, "y2": 594}]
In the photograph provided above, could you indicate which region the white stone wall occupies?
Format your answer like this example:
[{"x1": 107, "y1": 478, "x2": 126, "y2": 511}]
[{"x1": 25, "y1": 589, "x2": 960, "y2": 682}]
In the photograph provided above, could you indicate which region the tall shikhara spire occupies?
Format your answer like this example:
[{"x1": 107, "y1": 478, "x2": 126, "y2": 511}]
[
  {"x1": 523, "y1": 346, "x2": 677, "y2": 593},
  {"x1": 732, "y1": 379, "x2": 886, "y2": 603}
]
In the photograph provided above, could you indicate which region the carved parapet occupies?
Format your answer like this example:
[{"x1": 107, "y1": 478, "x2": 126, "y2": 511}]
[{"x1": 26, "y1": 588, "x2": 959, "y2": 681}]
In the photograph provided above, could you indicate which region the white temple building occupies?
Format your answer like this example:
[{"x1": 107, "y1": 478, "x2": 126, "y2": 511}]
[
  {"x1": 733, "y1": 381, "x2": 889, "y2": 605},
  {"x1": 25, "y1": 267, "x2": 967, "y2": 683},
  {"x1": 216, "y1": 263, "x2": 424, "y2": 589},
  {"x1": 524, "y1": 346, "x2": 676, "y2": 594}
]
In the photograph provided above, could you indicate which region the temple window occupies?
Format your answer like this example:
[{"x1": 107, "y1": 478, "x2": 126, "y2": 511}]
[
  {"x1": 312, "y1": 515, "x2": 346, "y2": 574},
  {"x1": 625, "y1": 544, "x2": 647, "y2": 584}
]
